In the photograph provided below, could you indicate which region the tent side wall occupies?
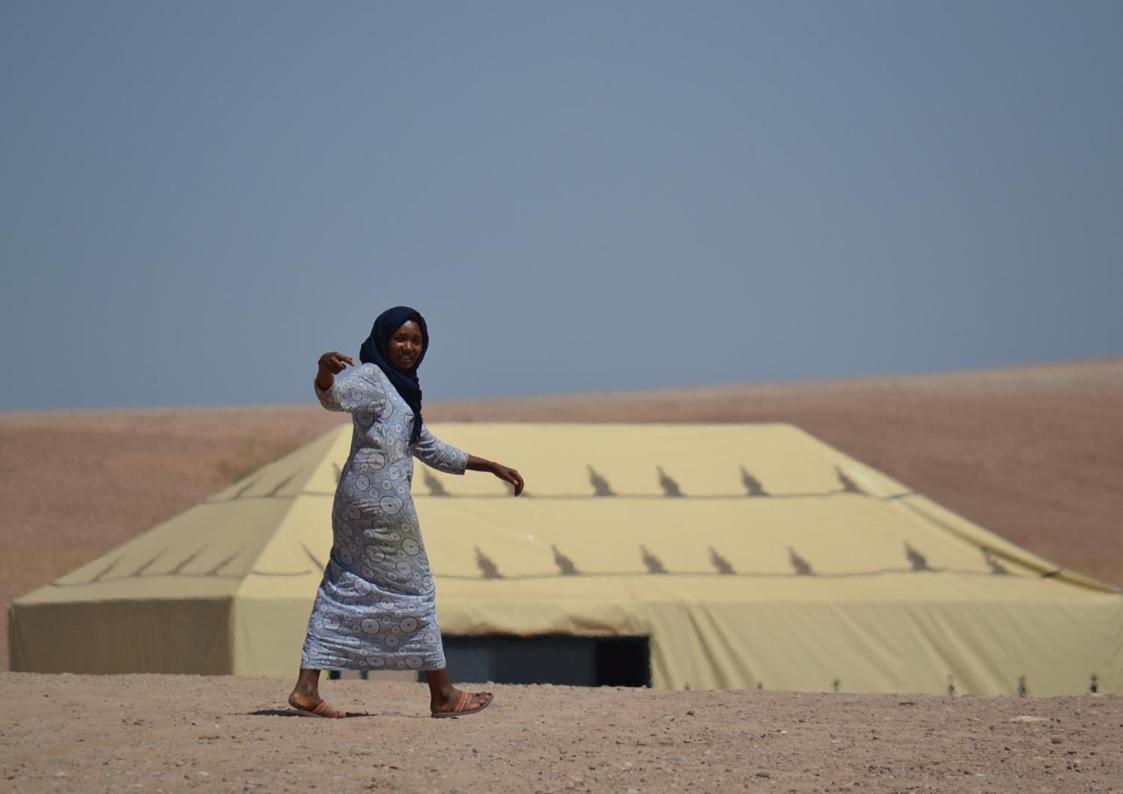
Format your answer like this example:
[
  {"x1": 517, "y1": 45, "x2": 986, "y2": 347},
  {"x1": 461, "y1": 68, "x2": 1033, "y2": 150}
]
[
  {"x1": 675, "y1": 598, "x2": 1123, "y2": 696},
  {"x1": 434, "y1": 577, "x2": 1123, "y2": 695},
  {"x1": 9, "y1": 597, "x2": 234, "y2": 674},
  {"x1": 230, "y1": 596, "x2": 315, "y2": 677}
]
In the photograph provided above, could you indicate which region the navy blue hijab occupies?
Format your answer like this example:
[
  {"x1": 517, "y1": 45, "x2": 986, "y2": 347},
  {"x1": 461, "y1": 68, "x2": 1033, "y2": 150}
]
[{"x1": 359, "y1": 306, "x2": 429, "y2": 444}]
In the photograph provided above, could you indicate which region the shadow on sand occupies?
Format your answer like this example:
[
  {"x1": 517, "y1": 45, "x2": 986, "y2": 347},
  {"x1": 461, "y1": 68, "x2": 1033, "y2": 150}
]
[{"x1": 246, "y1": 708, "x2": 375, "y2": 719}]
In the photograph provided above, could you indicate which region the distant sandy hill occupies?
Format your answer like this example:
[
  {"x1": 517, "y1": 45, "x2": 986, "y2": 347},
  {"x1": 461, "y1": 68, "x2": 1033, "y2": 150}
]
[{"x1": 3, "y1": 358, "x2": 1121, "y2": 670}]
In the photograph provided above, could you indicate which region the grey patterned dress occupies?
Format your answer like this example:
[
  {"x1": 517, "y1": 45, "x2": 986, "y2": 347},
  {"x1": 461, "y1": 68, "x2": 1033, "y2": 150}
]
[{"x1": 300, "y1": 363, "x2": 468, "y2": 672}]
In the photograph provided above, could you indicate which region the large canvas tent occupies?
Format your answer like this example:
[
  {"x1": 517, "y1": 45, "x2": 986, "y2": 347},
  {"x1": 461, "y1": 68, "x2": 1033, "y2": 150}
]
[{"x1": 10, "y1": 423, "x2": 1122, "y2": 695}]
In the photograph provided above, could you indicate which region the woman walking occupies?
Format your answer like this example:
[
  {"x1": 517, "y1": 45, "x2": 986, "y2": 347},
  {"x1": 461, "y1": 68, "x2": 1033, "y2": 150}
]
[{"x1": 288, "y1": 306, "x2": 524, "y2": 718}]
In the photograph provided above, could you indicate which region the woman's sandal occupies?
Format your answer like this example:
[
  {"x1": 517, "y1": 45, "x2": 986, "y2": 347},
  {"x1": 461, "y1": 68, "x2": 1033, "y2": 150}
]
[
  {"x1": 291, "y1": 700, "x2": 345, "y2": 719},
  {"x1": 431, "y1": 691, "x2": 493, "y2": 719}
]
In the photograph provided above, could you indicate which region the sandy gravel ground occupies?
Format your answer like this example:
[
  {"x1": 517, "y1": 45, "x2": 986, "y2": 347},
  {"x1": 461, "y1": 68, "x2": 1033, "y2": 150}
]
[
  {"x1": 2, "y1": 359, "x2": 1122, "y2": 670},
  {"x1": 2, "y1": 673, "x2": 1121, "y2": 793}
]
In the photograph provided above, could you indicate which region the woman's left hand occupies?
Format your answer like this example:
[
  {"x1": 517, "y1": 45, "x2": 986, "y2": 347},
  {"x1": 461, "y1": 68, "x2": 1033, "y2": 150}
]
[
  {"x1": 490, "y1": 462, "x2": 525, "y2": 496},
  {"x1": 466, "y1": 455, "x2": 525, "y2": 495}
]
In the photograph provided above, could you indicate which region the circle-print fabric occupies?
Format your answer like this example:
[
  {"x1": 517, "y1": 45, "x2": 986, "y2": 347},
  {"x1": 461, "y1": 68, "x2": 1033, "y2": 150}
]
[
  {"x1": 379, "y1": 495, "x2": 403, "y2": 514},
  {"x1": 301, "y1": 363, "x2": 460, "y2": 674}
]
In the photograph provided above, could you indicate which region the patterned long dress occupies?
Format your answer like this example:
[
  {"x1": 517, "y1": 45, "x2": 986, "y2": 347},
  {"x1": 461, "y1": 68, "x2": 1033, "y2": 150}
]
[{"x1": 300, "y1": 363, "x2": 468, "y2": 672}]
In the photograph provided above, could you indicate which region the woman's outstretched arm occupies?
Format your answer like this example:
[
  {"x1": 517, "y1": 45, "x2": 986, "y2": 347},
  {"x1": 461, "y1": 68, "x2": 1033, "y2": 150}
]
[
  {"x1": 413, "y1": 427, "x2": 523, "y2": 495},
  {"x1": 413, "y1": 425, "x2": 525, "y2": 495}
]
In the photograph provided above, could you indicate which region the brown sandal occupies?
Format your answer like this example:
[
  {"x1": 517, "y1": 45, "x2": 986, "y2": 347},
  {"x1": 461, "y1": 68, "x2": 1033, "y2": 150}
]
[
  {"x1": 292, "y1": 700, "x2": 345, "y2": 719},
  {"x1": 431, "y1": 690, "x2": 493, "y2": 719}
]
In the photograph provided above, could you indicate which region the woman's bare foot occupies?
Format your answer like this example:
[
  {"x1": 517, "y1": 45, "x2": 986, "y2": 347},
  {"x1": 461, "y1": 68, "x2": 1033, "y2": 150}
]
[
  {"x1": 425, "y1": 667, "x2": 493, "y2": 717},
  {"x1": 288, "y1": 667, "x2": 344, "y2": 718}
]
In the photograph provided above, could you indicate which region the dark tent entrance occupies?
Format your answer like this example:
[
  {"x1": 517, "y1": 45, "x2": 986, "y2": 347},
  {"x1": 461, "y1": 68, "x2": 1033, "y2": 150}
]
[
  {"x1": 443, "y1": 635, "x2": 651, "y2": 687},
  {"x1": 329, "y1": 635, "x2": 651, "y2": 687}
]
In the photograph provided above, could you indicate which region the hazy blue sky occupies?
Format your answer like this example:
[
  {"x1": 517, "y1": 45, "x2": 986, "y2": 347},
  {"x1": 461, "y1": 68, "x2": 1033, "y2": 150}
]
[{"x1": 2, "y1": 1, "x2": 1120, "y2": 410}]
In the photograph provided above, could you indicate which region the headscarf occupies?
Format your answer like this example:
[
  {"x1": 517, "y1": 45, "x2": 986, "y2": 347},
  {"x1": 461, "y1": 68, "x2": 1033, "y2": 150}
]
[{"x1": 358, "y1": 306, "x2": 429, "y2": 444}]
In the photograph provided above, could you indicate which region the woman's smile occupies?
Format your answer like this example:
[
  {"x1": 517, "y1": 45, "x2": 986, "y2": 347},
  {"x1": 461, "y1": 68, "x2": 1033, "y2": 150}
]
[{"x1": 388, "y1": 320, "x2": 424, "y2": 370}]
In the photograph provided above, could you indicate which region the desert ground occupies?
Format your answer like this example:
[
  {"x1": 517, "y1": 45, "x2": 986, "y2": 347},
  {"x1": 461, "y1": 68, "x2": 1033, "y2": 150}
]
[
  {"x1": 2, "y1": 358, "x2": 1122, "y2": 791},
  {"x1": 3, "y1": 674, "x2": 1122, "y2": 793}
]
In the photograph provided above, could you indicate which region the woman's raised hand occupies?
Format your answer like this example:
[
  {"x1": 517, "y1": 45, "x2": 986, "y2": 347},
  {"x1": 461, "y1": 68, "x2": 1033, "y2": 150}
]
[
  {"x1": 316, "y1": 351, "x2": 353, "y2": 390},
  {"x1": 318, "y1": 351, "x2": 354, "y2": 374}
]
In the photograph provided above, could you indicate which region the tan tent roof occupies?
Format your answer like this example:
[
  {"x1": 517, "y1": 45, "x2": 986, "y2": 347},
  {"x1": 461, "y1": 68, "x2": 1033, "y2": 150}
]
[{"x1": 10, "y1": 423, "x2": 1122, "y2": 695}]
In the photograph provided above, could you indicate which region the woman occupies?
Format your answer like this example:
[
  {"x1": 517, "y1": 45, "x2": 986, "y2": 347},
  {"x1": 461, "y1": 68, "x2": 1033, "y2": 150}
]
[{"x1": 288, "y1": 306, "x2": 524, "y2": 718}]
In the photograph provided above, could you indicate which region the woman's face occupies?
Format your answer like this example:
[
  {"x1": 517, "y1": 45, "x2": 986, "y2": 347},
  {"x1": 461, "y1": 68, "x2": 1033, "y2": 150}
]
[{"x1": 387, "y1": 320, "x2": 424, "y2": 371}]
